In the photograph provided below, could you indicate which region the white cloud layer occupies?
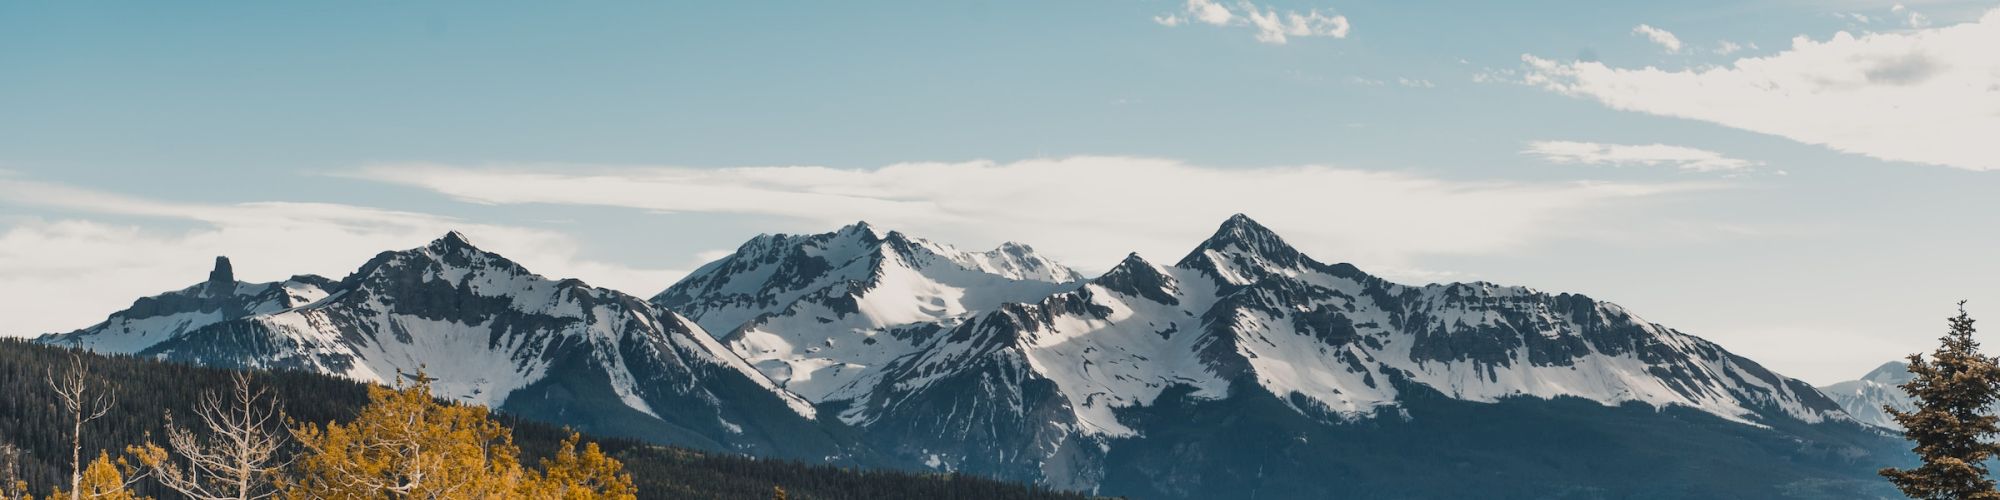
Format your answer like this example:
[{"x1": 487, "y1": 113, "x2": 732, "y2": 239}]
[
  {"x1": 1155, "y1": 0, "x2": 1350, "y2": 44},
  {"x1": 1523, "y1": 8, "x2": 2000, "y2": 170},
  {"x1": 1632, "y1": 24, "x2": 1684, "y2": 53},
  {"x1": 1523, "y1": 141, "x2": 1761, "y2": 172},
  {"x1": 0, "y1": 179, "x2": 685, "y2": 337},
  {"x1": 349, "y1": 156, "x2": 1708, "y2": 280}
]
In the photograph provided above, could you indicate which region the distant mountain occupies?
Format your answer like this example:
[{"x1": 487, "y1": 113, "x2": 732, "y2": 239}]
[
  {"x1": 40, "y1": 232, "x2": 851, "y2": 459},
  {"x1": 1821, "y1": 361, "x2": 1915, "y2": 430},
  {"x1": 41, "y1": 216, "x2": 1910, "y2": 499},
  {"x1": 41, "y1": 256, "x2": 334, "y2": 354},
  {"x1": 651, "y1": 222, "x2": 1081, "y2": 403},
  {"x1": 823, "y1": 214, "x2": 1895, "y2": 496}
]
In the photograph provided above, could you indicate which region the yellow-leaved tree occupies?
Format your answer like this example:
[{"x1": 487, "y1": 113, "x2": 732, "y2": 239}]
[
  {"x1": 49, "y1": 452, "x2": 147, "y2": 500},
  {"x1": 281, "y1": 371, "x2": 634, "y2": 499},
  {"x1": 525, "y1": 433, "x2": 637, "y2": 500}
]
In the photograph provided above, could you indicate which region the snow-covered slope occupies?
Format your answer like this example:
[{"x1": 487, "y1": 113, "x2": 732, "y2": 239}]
[
  {"x1": 40, "y1": 256, "x2": 333, "y2": 355},
  {"x1": 652, "y1": 222, "x2": 1082, "y2": 402},
  {"x1": 842, "y1": 214, "x2": 1857, "y2": 484},
  {"x1": 39, "y1": 233, "x2": 843, "y2": 457},
  {"x1": 1821, "y1": 361, "x2": 1914, "y2": 429}
]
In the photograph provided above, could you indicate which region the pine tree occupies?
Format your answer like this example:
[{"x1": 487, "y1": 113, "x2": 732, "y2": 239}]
[{"x1": 1883, "y1": 302, "x2": 2000, "y2": 499}]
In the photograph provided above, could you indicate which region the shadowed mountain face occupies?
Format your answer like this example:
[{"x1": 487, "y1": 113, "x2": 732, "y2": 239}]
[{"x1": 44, "y1": 216, "x2": 1908, "y2": 499}]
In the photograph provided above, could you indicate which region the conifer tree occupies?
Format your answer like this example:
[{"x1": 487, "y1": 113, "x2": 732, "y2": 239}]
[{"x1": 1884, "y1": 302, "x2": 2000, "y2": 499}]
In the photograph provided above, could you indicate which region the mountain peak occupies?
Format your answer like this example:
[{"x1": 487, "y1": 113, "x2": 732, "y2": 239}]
[
  {"x1": 838, "y1": 221, "x2": 881, "y2": 239},
  {"x1": 1863, "y1": 360, "x2": 1912, "y2": 383},
  {"x1": 1214, "y1": 213, "x2": 1277, "y2": 239},
  {"x1": 206, "y1": 256, "x2": 235, "y2": 290},
  {"x1": 992, "y1": 241, "x2": 1036, "y2": 255},
  {"x1": 428, "y1": 230, "x2": 481, "y2": 253},
  {"x1": 1180, "y1": 213, "x2": 1306, "y2": 270}
]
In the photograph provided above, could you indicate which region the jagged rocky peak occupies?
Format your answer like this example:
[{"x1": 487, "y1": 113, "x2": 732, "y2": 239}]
[
  {"x1": 37, "y1": 255, "x2": 336, "y2": 354},
  {"x1": 206, "y1": 256, "x2": 235, "y2": 291},
  {"x1": 839, "y1": 220, "x2": 882, "y2": 240},
  {"x1": 1175, "y1": 214, "x2": 1319, "y2": 283},
  {"x1": 1204, "y1": 213, "x2": 1303, "y2": 257},
  {"x1": 1092, "y1": 253, "x2": 1180, "y2": 305}
]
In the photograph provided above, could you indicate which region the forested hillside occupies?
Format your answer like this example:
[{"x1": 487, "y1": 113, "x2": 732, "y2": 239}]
[{"x1": 0, "y1": 339, "x2": 1103, "y2": 500}]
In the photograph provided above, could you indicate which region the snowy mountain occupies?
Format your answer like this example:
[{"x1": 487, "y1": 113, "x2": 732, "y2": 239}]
[
  {"x1": 1821, "y1": 361, "x2": 1915, "y2": 430},
  {"x1": 651, "y1": 222, "x2": 1082, "y2": 402},
  {"x1": 41, "y1": 256, "x2": 335, "y2": 354},
  {"x1": 41, "y1": 218, "x2": 1907, "y2": 498},
  {"x1": 39, "y1": 232, "x2": 849, "y2": 458},
  {"x1": 828, "y1": 214, "x2": 1879, "y2": 493}
]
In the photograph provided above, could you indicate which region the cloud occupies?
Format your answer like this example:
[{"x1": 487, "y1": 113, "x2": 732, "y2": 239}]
[
  {"x1": 1632, "y1": 24, "x2": 1684, "y2": 53},
  {"x1": 1349, "y1": 77, "x2": 1434, "y2": 88},
  {"x1": 1893, "y1": 4, "x2": 1932, "y2": 28},
  {"x1": 346, "y1": 156, "x2": 1712, "y2": 281},
  {"x1": 0, "y1": 179, "x2": 686, "y2": 337},
  {"x1": 1521, "y1": 8, "x2": 2000, "y2": 170},
  {"x1": 1714, "y1": 40, "x2": 1746, "y2": 55},
  {"x1": 1156, "y1": 0, "x2": 1350, "y2": 45},
  {"x1": 1523, "y1": 141, "x2": 1761, "y2": 172}
]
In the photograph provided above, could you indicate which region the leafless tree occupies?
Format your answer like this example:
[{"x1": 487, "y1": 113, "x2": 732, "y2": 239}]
[
  {"x1": 0, "y1": 442, "x2": 30, "y2": 500},
  {"x1": 133, "y1": 372, "x2": 289, "y2": 500},
  {"x1": 48, "y1": 354, "x2": 114, "y2": 500}
]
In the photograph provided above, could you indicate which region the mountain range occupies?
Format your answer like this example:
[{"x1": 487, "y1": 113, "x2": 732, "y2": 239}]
[{"x1": 37, "y1": 215, "x2": 1908, "y2": 499}]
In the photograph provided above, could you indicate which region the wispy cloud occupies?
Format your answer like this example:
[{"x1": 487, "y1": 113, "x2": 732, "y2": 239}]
[
  {"x1": 1632, "y1": 24, "x2": 1684, "y2": 53},
  {"x1": 1523, "y1": 141, "x2": 1761, "y2": 173},
  {"x1": 1522, "y1": 8, "x2": 2000, "y2": 170},
  {"x1": 1155, "y1": 0, "x2": 1350, "y2": 45},
  {"x1": 0, "y1": 178, "x2": 687, "y2": 336},
  {"x1": 345, "y1": 157, "x2": 1713, "y2": 277},
  {"x1": 1397, "y1": 77, "x2": 1437, "y2": 88},
  {"x1": 1893, "y1": 3, "x2": 1932, "y2": 27}
]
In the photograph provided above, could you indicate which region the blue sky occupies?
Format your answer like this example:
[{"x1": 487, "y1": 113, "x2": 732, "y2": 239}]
[{"x1": 3, "y1": 0, "x2": 1998, "y2": 384}]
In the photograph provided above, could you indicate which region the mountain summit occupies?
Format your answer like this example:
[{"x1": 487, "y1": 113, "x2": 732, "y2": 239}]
[
  {"x1": 651, "y1": 222, "x2": 1083, "y2": 402},
  {"x1": 42, "y1": 232, "x2": 848, "y2": 458}
]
